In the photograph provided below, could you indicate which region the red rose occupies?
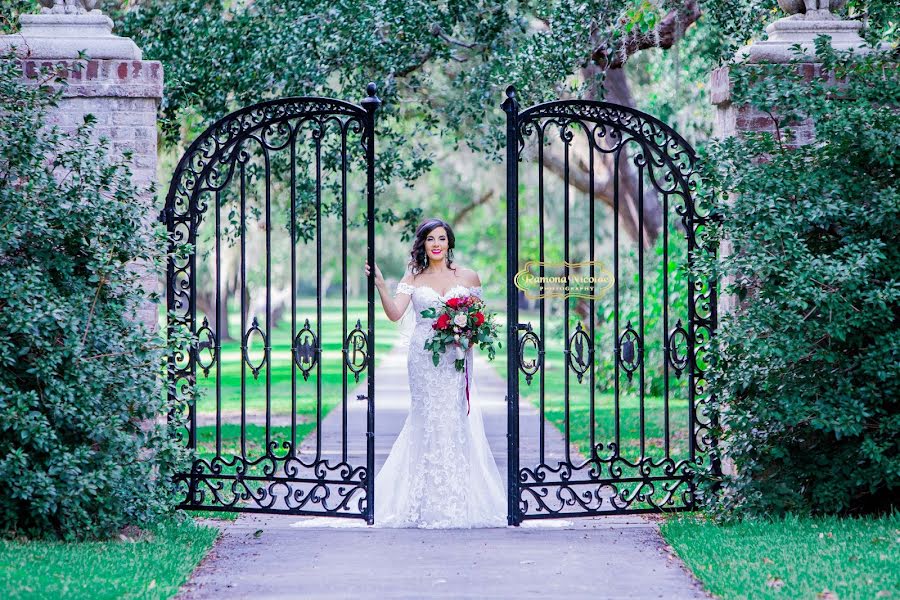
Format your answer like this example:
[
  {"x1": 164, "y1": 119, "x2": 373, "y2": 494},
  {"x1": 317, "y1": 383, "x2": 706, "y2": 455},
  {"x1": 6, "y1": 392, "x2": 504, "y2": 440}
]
[
  {"x1": 447, "y1": 297, "x2": 465, "y2": 309},
  {"x1": 435, "y1": 313, "x2": 451, "y2": 330},
  {"x1": 473, "y1": 312, "x2": 485, "y2": 326}
]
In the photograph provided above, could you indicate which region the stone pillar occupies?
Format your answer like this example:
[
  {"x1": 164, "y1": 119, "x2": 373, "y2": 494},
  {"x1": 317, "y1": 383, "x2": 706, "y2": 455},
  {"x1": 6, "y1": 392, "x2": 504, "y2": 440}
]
[
  {"x1": 710, "y1": 2, "x2": 870, "y2": 143},
  {"x1": 0, "y1": 5, "x2": 163, "y2": 333},
  {"x1": 709, "y1": 2, "x2": 872, "y2": 316}
]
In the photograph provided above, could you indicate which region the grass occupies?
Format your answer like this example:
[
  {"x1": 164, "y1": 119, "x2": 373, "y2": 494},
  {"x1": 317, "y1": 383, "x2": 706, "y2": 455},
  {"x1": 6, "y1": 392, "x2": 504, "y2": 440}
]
[
  {"x1": 660, "y1": 513, "x2": 900, "y2": 600},
  {"x1": 195, "y1": 424, "x2": 314, "y2": 459},
  {"x1": 0, "y1": 519, "x2": 218, "y2": 600}
]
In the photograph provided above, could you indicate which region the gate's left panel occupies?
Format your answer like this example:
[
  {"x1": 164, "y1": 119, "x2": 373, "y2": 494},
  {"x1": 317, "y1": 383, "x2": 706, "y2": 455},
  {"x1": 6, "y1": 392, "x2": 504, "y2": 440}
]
[{"x1": 164, "y1": 96, "x2": 377, "y2": 520}]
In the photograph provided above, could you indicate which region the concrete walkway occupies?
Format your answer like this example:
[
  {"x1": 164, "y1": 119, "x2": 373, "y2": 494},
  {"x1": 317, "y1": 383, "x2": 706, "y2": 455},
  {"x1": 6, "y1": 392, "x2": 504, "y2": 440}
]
[{"x1": 179, "y1": 343, "x2": 708, "y2": 600}]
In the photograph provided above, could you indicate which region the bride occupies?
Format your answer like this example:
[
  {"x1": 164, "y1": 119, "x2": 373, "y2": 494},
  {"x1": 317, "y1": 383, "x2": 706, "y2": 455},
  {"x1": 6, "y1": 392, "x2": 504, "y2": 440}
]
[{"x1": 365, "y1": 218, "x2": 508, "y2": 528}]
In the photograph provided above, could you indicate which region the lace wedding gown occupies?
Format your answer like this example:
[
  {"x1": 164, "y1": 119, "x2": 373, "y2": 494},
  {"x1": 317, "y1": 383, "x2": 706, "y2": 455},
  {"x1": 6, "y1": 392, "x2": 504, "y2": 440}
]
[
  {"x1": 291, "y1": 282, "x2": 507, "y2": 529},
  {"x1": 374, "y1": 282, "x2": 507, "y2": 528}
]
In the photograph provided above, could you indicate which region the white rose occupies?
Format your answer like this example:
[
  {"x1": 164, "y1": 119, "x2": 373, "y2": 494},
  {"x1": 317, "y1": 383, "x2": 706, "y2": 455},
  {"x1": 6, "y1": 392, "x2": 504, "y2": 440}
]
[
  {"x1": 453, "y1": 314, "x2": 467, "y2": 327},
  {"x1": 455, "y1": 345, "x2": 465, "y2": 360}
]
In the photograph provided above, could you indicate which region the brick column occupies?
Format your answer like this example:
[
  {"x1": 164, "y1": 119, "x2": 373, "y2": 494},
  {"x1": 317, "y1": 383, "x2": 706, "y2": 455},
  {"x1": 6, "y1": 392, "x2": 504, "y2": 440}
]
[{"x1": 0, "y1": 10, "x2": 163, "y2": 333}]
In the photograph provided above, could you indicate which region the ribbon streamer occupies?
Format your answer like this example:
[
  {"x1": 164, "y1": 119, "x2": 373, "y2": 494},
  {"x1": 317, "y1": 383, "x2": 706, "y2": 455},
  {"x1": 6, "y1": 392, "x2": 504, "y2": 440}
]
[{"x1": 465, "y1": 358, "x2": 470, "y2": 416}]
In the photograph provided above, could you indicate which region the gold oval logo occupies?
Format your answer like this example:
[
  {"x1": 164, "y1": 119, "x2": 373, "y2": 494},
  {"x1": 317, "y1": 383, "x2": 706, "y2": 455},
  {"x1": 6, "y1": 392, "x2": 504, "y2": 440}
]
[{"x1": 513, "y1": 260, "x2": 614, "y2": 300}]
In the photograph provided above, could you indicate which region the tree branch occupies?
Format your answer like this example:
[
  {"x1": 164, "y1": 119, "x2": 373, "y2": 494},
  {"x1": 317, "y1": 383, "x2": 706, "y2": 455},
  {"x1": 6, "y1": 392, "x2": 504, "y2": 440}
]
[
  {"x1": 454, "y1": 189, "x2": 495, "y2": 226},
  {"x1": 592, "y1": 0, "x2": 701, "y2": 69},
  {"x1": 430, "y1": 24, "x2": 482, "y2": 50},
  {"x1": 538, "y1": 146, "x2": 640, "y2": 242}
]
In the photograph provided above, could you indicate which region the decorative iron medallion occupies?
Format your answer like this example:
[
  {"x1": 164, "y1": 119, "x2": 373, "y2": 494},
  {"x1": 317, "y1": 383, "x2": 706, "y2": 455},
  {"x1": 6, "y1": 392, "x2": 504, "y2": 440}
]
[
  {"x1": 567, "y1": 322, "x2": 593, "y2": 384},
  {"x1": 617, "y1": 321, "x2": 642, "y2": 382},
  {"x1": 195, "y1": 317, "x2": 217, "y2": 377},
  {"x1": 345, "y1": 319, "x2": 369, "y2": 383},
  {"x1": 242, "y1": 317, "x2": 268, "y2": 379},
  {"x1": 667, "y1": 319, "x2": 689, "y2": 377},
  {"x1": 517, "y1": 322, "x2": 542, "y2": 385},
  {"x1": 293, "y1": 318, "x2": 318, "y2": 381}
]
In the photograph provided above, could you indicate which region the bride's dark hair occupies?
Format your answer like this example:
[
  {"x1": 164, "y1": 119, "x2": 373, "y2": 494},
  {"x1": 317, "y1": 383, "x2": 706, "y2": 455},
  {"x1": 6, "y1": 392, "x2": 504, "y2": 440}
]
[{"x1": 407, "y1": 218, "x2": 457, "y2": 276}]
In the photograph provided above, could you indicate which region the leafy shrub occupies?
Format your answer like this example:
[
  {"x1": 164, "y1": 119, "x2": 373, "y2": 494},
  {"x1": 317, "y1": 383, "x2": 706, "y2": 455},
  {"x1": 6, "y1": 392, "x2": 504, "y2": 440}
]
[
  {"x1": 0, "y1": 55, "x2": 187, "y2": 540},
  {"x1": 695, "y1": 39, "x2": 899, "y2": 516}
]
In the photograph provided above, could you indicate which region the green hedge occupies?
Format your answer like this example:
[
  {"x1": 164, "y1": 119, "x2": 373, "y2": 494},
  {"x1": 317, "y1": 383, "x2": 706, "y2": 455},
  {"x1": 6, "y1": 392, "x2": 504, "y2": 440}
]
[
  {"x1": 0, "y1": 56, "x2": 188, "y2": 540},
  {"x1": 695, "y1": 39, "x2": 899, "y2": 516}
]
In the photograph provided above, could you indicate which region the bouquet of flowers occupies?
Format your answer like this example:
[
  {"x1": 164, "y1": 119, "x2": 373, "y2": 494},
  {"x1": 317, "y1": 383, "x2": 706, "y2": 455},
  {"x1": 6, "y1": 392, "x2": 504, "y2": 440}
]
[{"x1": 421, "y1": 293, "x2": 502, "y2": 371}]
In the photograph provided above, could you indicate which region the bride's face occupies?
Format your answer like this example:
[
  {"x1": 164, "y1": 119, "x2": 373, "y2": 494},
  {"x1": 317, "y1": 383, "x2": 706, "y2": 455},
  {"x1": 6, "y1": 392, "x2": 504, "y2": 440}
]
[{"x1": 424, "y1": 227, "x2": 449, "y2": 263}]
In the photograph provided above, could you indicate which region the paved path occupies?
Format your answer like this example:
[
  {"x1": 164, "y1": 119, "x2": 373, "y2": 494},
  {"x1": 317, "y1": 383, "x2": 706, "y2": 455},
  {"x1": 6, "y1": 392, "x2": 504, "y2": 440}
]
[{"x1": 179, "y1": 343, "x2": 708, "y2": 600}]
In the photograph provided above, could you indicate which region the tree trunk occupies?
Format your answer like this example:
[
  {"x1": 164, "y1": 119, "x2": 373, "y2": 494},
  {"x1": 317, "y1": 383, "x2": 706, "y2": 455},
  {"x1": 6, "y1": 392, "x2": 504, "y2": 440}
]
[{"x1": 195, "y1": 288, "x2": 233, "y2": 342}]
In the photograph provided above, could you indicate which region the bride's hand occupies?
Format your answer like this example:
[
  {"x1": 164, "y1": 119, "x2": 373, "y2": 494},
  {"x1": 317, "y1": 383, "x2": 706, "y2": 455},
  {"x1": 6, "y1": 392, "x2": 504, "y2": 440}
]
[{"x1": 364, "y1": 260, "x2": 385, "y2": 288}]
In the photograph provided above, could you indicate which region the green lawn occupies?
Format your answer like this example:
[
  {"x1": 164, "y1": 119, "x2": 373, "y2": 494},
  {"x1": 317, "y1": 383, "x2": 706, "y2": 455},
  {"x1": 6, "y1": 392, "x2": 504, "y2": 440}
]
[
  {"x1": 195, "y1": 424, "x2": 312, "y2": 459},
  {"x1": 660, "y1": 513, "x2": 899, "y2": 600},
  {"x1": 0, "y1": 520, "x2": 218, "y2": 600}
]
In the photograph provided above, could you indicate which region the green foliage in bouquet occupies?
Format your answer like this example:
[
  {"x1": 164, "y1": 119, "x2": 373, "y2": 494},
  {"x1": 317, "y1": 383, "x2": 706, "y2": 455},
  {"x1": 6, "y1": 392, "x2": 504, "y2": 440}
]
[
  {"x1": 420, "y1": 295, "x2": 502, "y2": 371},
  {"x1": 0, "y1": 56, "x2": 189, "y2": 540},
  {"x1": 694, "y1": 39, "x2": 899, "y2": 517}
]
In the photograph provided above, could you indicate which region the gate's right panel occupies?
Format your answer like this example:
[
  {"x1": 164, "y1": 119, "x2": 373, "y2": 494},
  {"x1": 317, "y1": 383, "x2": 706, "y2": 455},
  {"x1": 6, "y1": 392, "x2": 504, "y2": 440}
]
[{"x1": 503, "y1": 88, "x2": 718, "y2": 524}]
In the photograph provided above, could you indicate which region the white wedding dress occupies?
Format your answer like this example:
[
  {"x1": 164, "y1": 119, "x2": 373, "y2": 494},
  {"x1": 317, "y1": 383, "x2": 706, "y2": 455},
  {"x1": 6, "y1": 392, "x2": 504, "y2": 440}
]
[
  {"x1": 374, "y1": 282, "x2": 507, "y2": 528},
  {"x1": 291, "y1": 282, "x2": 508, "y2": 529}
]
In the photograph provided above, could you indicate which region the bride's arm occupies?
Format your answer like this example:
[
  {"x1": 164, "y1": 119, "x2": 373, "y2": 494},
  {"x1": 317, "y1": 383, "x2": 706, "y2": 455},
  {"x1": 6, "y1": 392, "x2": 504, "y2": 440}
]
[
  {"x1": 366, "y1": 263, "x2": 412, "y2": 321},
  {"x1": 466, "y1": 268, "x2": 483, "y2": 291}
]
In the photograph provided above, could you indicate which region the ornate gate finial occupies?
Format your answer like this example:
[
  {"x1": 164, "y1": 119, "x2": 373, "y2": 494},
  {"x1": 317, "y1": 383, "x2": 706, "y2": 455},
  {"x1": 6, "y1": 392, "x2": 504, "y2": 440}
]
[{"x1": 39, "y1": 0, "x2": 100, "y2": 14}]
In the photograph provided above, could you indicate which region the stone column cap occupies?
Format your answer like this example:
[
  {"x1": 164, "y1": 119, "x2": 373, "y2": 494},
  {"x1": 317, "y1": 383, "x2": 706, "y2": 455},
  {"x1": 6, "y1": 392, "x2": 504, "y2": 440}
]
[
  {"x1": 0, "y1": 13, "x2": 141, "y2": 60},
  {"x1": 735, "y1": 15, "x2": 870, "y2": 63}
]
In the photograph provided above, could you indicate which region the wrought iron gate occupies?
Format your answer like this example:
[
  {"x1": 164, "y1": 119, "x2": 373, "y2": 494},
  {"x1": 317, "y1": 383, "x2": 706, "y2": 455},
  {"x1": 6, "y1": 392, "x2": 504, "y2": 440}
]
[
  {"x1": 503, "y1": 87, "x2": 718, "y2": 524},
  {"x1": 164, "y1": 86, "x2": 380, "y2": 521}
]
